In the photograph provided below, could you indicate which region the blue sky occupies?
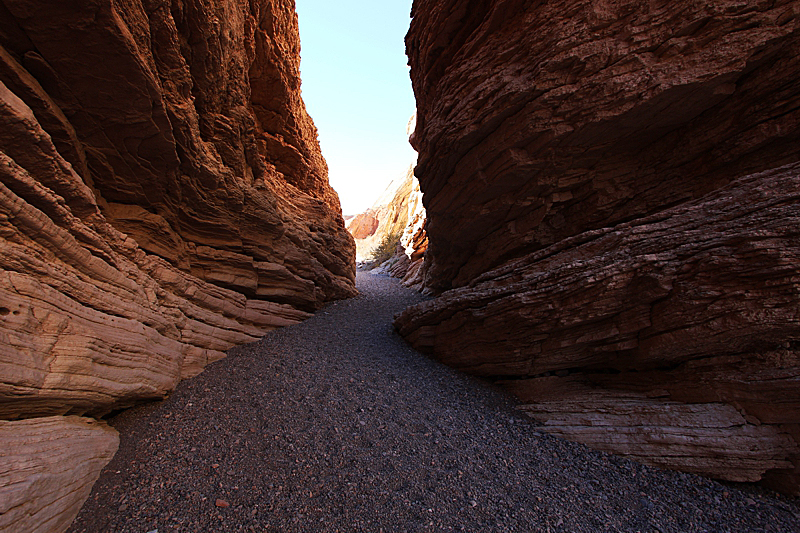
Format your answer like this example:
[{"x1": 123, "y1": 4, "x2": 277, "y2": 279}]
[{"x1": 295, "y1": 0, "x2": 417, "y2": 215}]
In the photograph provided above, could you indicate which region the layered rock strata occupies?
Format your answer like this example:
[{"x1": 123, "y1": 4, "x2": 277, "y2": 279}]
[
  {"x1": 408, "y1": 0, "x2": 800, "y2": 292},
  {"x1": 0, "y1": 417, "x2": 119, "y2": 533},
  {"x1": 396, "y1": 164, "x2": 800, "y2": 488},
  {"x1": 0, "y1": 0, "x2": 355, "y2": 530},
  {"x1": 401, "y1": 0, "x2": 800, "y2": 493}
]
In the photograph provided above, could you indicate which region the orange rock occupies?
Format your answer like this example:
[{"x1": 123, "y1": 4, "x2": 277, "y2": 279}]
[{"x1": 0, "y1": 1, "x2": 356, "y2": 531}]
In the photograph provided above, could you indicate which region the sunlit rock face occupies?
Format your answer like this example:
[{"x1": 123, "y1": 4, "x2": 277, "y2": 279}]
[
  {"x1": 0, "y1": 0, "x2": 355, "y2": 530},
  {"x1": 346, "y1": 165, "x2": 419, "y2": 262},
  {"x1": 401, "y1": 0, "x2": 800, "y2": 493},
  {"x1": 368, "y1": 173, "x2": 429, "y2": 290}
]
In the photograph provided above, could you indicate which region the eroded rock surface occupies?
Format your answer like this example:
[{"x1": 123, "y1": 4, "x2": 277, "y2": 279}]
[
  {"x1": 0, "y1": 0, "x2": 354, "y2": 419},
  {"x1": 0, "y1": 416, "x2": 119, "y2": 533},
  {"x1": 0, "y1": 1, "x2": 355, "y2": 530},
  {"x1": 346, "y1": 165, "x2": 420, "y2": 262},
  {"x1": 397, "y1": 164, "x2": 800, "y2": 489},
  {"x1": 401, "y1": 0, "x2": 800, "y2": 493},
  {"x1": 408, "y1": 0, "x2": 800, "y2": 292}
]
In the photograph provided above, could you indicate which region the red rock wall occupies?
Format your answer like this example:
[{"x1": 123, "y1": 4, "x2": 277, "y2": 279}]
[
  {"x1": 408, "y1": 0, "x2": 800, "y2": 291},
  {"x1": 347, "y1": 211, "x2": 380, "y2": 240},
  {"x1": 0, "y1": 1, "x2": 355, "y2": 530},
  {"x1": 401, "y1": 0, "x2": 800, "y2": 494},
  {"x1": 0, "y1": 0, "x2": 355, "y2": 414}
]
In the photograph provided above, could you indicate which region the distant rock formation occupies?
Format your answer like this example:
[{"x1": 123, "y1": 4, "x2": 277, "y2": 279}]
[
  {"x1": 0, "y1": 0, "x2": 355, "y2": 530},
  {"x1": 399, "y1": 0, "x2": 800, "y2": 494},
  {"x1": 346, "y1": 165, "x2": 419, "y2": 261}
]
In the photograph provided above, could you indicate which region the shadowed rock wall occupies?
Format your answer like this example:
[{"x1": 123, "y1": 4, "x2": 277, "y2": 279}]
[
  {"x1": 408, "y1": 0, "x2": 800, "y2": 292},
  {"x1": 0, "y1": 0, "x2": 355, "y2": 530},
  {"x1": 400, "y1": 0, "x2": 800, "y2": 494}
]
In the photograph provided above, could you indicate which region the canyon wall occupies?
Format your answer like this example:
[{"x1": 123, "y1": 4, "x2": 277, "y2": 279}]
[
  {"x1": 0, "y1": 0, "x2": 355, "y2": 530},
  {"x1": 346, "y1": 165, "x2": 429, "y2": 289},
  {"x1": 346, "y1": 165, "x2": 417, "y2": 261},
  {"x1": 399, "y1": 0, "x2": 800, "y2": 494}
]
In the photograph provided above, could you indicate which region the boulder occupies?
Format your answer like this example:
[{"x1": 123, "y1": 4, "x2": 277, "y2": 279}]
[{"x1": 0, "y1": 416, "x2": 119, "y2": 533}]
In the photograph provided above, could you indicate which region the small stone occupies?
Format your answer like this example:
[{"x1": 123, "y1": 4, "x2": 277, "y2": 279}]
[
  {"x1": 216, "y1": 499, "x2": 230, "y2": 508},
  {"x1": 118, "y1": 503, "x2": 128, "y2": 512}
]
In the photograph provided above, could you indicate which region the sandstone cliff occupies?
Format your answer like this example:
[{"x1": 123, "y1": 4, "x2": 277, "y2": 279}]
[
  {"x1": 0, "y1": 0, "x2": 355, "y2": 530},
  {"x1": 399, "y1": 0, "x2": 800, "y2": 494},
  {"x1": 346, "y1": 164, "x2": 419, "y2": 262}
]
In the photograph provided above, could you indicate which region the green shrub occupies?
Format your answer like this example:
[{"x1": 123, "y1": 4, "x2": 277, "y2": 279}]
[{"x1": 368, "y1": 230, "x2": 403, "y2": 266}]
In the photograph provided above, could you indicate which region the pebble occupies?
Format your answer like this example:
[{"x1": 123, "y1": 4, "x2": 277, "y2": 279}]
[{"x1": 68, "y1": 272, "x2": 800, "y2": 533}]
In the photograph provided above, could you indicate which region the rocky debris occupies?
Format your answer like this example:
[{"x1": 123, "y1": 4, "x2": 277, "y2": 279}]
[
  {"x1": 400, "y1": 0, "x2": 800, "y2": 494},
  {"x1": 0, "y1": 416, "x2": 119, "y2": 533},
  {"x1": 0, "y1": 0, "x2": 355, "y2": 530},
  {"x1": 407, "y1": 0, "x2": 800, "y2": 292},
  {"x1": 396, "y1": 163, "x2": 800, "y2": 493}
]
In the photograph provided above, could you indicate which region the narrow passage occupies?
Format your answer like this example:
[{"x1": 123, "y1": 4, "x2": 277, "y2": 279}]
[{"x1": 69, "y1": 272, "x2": 799, "y2": 532}]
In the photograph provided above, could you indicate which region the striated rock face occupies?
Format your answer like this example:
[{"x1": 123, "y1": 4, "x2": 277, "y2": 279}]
[
  {"x1": 374, "y1": 180, "x2": 428, "y2": 290},
  {"x1": 396, "y1": 164, "x2": 800, "y2": 487},
  {"x1": 0, "y1": 417, "x2": 119, "y2": 533},
  {"x1": 401, "y1": 0, "x2": 800, "y2": 493},
  {"x1": 0, "y1": 0, "x2": 354, "y2": 419},
  {"x1": 0, "y1": 0, "x2": 355, "y2": 530},
  {"x1": 408, "y1": 0, "x2": 800, "y2": 292}
]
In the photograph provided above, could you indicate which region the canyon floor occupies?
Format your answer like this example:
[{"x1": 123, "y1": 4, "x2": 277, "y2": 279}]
[{"x1": 68, "y1": 272, "x2": 799, "y2": 533}]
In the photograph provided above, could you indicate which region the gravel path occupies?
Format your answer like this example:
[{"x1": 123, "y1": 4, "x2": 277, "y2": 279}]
[{"x1": 70, "y1": 271, "x2": 799, "y2": 533}]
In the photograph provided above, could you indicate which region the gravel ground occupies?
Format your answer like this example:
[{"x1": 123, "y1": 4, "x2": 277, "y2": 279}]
[{"x1": 69, "y1": 271, "x2": 800, "y2": 533}]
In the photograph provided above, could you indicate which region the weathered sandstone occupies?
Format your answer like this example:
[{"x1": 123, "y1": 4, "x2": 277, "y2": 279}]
[
  {"x1": 0, "y1": 416, "x2": 119, "y2": 533},
  {"x1": 372, "y1": 187, "x2": 428, "y2": 291},
  {"x1": 397, "y1": 163, "x2": 800, "y2": 490},
  {"x1": 0, "y1": 0, "x2": 354, "y2": 418},
  {"x1": 401, "y1": 0, "x2": 800, "y2": 493},
  {"x1": 397, "y1": 161, "x2": 800, "y2": 491},
  {"x1": 0, "y1": 1, "x2": 355, "y2": 530},
  {"x1": 407, "y1": 0, "x2": 800, "y2": 292},
  {"x1": 346, "y1": 165, "x2": 419, "y2": 262}
]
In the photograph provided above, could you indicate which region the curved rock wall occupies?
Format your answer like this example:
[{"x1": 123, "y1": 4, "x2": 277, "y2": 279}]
[
  {"x1": 401, "y1": 0, "x2": 800, "y2": 494},
  {"x1": 0, "y1": 0, "x2": 355, "y2": 530}
]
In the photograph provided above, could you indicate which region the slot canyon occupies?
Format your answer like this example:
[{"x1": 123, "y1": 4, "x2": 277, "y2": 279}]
[{"x1": 1, "y1": 0, "x2": 799, "y2": 531}]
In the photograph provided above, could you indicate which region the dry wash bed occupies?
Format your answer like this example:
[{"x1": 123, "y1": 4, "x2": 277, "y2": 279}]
[{"x1": 69, "y1": 272, "x2": 799, "y2": 532}]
